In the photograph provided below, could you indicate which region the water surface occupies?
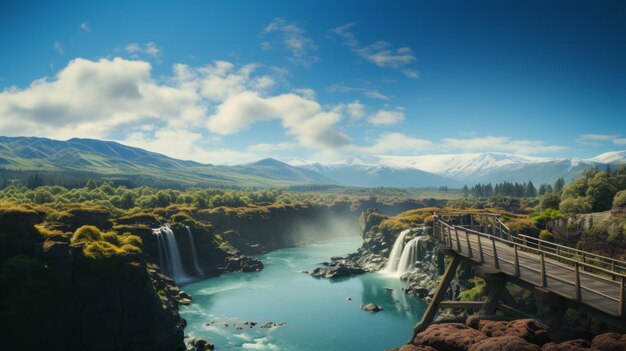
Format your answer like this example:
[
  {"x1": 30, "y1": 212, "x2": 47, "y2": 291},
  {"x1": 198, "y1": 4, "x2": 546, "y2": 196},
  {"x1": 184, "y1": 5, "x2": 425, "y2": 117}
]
[{"x1": 181, "y1": 235, "x2": 426, "y2": 350}]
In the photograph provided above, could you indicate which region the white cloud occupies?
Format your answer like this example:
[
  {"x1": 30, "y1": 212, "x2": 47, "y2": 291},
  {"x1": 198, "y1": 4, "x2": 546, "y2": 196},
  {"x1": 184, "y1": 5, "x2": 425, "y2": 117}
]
[
  {"x1": 123, "y1": 129, "x2": 259, "y2": 165},
  {"x1": 247, "y1": 142, "x2": 297, "y2": 154},
  {"x1": 293, "y1": 88, "x2": 316, "y2": 100},
  {"x1": 614, "y1": 138, "x2": 626, "y2": 145},
  {"x1": 330, "y1": 23, "x2": 418, "y2": 77},
  {"x1": 263, "y1": 18, "x2": 318, "y2": 67},
  {"x1": 80, "y1": 23, "x2": 91, "y2": 32},
  {"x1": 173, "y1": 61, "x2": 275, "y2": 102},
  {"x1": 53, "y1": 41, "x2": 64, "y2": 55},
  {"x1": 367, "y1": 109, "x2": 405, "y2": 125},
  {"x1": 326, "y1": 83, "x2": 389, "y2": 100},
  {"x1": 358, "y1": 132, "x2": 432, "y2": 154},
  {"x1": 125, "y1": 42, "x2": 162, "y2": 61},
  {"x1": 206, "y1": 91, "x2": 350, "y2": 150},
  {"x1": 577, "y1": 134, "x2": 625, "y2": 147},
  {"x1": 442, "y1": 136, "x2": 568, "y2": 155},
  {"x1": 402, "y1": 69, "x2": 420, "y2": 79},
  {"x1": 356, "y1": 42, "x2": 416, "y2": 68},
  {"x1": 0, "y1": 57, "x2": 200, "y2": 139},
  {"x1": 346, "y1": 100, "x2": 365, "y2": 120}
]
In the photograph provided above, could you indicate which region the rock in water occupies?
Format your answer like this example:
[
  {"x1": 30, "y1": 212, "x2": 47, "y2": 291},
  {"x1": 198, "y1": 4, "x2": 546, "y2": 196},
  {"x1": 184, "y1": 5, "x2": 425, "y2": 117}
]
[
  {"x1": 361, "y1": 303, "x2": 384, "y2": 312},
  {"x1": 310, "y1": 264, "x2": 366, "y2": 279}
]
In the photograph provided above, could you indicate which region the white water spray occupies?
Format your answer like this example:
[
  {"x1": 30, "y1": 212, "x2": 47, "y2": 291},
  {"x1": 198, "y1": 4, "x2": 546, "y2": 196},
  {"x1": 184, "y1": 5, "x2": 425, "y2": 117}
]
[
  {"x1": 153, "y1": 225, "x2": 190, "y2": 284},
  {"x1": 186, "y1": 226, "x2": 204, "y2": 276},
  {"x1": 382, "y1": 229, "x2": 411, "y2": 274},
  {"x1": 396, "y1": 237, "x2": 421, "y2": 275}
]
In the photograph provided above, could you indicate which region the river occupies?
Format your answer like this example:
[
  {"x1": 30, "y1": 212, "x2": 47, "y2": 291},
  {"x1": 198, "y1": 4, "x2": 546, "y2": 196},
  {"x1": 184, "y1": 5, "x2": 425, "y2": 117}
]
[{"x1": 180, "y1": 235, "x2": 426, "y2": 350}]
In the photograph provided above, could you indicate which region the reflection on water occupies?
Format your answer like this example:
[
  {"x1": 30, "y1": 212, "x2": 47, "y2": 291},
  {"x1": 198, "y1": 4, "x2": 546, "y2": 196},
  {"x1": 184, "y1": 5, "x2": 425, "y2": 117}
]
[{"x1": 181, "y1": 235, "x2": 426, "y2": 351}]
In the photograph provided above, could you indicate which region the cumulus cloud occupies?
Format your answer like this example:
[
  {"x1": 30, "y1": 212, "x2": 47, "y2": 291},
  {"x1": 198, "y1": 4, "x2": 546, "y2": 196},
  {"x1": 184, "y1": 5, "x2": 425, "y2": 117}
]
[
  {"x1": 207, "y1": 91, "x2": 350, "y2": 149},
  {"x1": 330, "y1": 23, "x2": 418, "y2": 78},
  {"x1": 80, "y1": 22, "x2": 91, "y2": 32},
  {"x1": 367, "y1": 109, "x2": 405, "y2": 125},
  {"x1": 263, "y1": 18, "x2": 318, "y2": 67},
  {"x1": 173, "y1": 61, "x2": 275, "y2": 102},
  {"x1": 441, "y1": 136, "x2": 567, "y2": 155},
  {"x1": 0, "y1": 57, "x2": 199, "y2": 140}
]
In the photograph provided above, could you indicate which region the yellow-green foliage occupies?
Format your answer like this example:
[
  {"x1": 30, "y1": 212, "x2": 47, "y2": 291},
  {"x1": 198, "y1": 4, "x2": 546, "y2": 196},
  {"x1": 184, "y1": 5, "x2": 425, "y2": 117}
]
[
  {"x1": 505, "y1": 217, "x2": 540, "y2": 238},
  {"x1": 34, "y1": 224, "x2": 64, "y2": 238},
  {"x1": 460, "y1": 277, "x2": 487, "y2": 301},
  {"x1": 70, "y1": 225, "x2": 141, "y2": 259},
  {"x1": 70, "y1": 225, "x2": 103, "y2": 245},
  {"x1": 539, "y1": 230, "x2": 555, "y2": 242},
  {"x1": 83, "y1": 241, "x2": 123, "y2": 259},
  {"x1": 379, "y1": 207, "x2": 439, "y2": 234}
]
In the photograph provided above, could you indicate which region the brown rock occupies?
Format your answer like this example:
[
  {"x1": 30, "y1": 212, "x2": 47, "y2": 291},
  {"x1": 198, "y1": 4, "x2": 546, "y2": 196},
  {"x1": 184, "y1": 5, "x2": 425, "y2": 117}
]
[
  {"x1": 541, "y1": 339, "x2": 591, "y2": 351},
  {"x1": 592, "y1": 333, "x2": 626, "y2": 351},
  {"x1": 469, "y1": 336, "x2": 540, "y2": 351},
  {"x1": 413, "y1": 323, "x2": 487, "y2": 351},
  {"x1": 399, "y1": 344, "x2": 437, "y2": 351},
  {"x1": 470, "y1": 318, "x2": 550, "y2": 346}
]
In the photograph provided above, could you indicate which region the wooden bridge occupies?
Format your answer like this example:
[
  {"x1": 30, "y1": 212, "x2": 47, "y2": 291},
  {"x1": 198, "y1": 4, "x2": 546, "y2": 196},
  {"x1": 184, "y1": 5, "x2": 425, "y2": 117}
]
[{"x1": 413, "y1": 212, "x2": 626, "y2": 335}]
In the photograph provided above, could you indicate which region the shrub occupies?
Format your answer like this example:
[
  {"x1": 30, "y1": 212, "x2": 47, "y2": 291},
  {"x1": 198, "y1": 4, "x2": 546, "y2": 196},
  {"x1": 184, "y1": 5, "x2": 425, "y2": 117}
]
[
  {"x1": 560, "y1": 197, "x2": 592, "y2": 214},
  {"x1": 83, "y1": 241, "x2": 122, "y2": 259},
  {"x1": 613, "y1": 190, "x2": 626, "y2": 210},
  {"x1": 70, "y1": 225, "x2": 102, "y2": 245},
  {"x1": 539, "y1": 230, "x2": 555, "y2": 242},
  {"x1": 506, "y1": 218, "x2": 540, "y2": 238},
  {"x1": 539, "y1": 192, "x2": 560, "y2": 211},
  {"x1": 532, "y1": 208, "x2": 563, "y2": 229}
]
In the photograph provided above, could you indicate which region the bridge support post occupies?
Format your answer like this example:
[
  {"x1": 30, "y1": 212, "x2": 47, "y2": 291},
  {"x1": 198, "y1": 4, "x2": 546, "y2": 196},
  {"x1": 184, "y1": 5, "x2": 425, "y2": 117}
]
[
  {"x1": 480, "y1": 273, "x2": 507, "y2": 315},
  {"x1": 619, "y1": 276, "x2": 626, "y2": 319},
  {"x1": 411, "y1": 254, "x2": 461, "y2": 340}
]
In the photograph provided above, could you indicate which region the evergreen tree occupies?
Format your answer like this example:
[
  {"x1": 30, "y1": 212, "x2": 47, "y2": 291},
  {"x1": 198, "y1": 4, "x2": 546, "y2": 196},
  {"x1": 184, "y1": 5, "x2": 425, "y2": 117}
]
[
  {"x1": 554, "y1": 178, "x2": 565, "y2": 193},
  {"x1": 525, "y1": 181, "x2": 537, "y2": 197},
  {"x1": 538, "y1": 184, "x2": 547, "y2": 196},
  {"x1": 462, "y1": 185, "x2": 469, "y2": 198}
]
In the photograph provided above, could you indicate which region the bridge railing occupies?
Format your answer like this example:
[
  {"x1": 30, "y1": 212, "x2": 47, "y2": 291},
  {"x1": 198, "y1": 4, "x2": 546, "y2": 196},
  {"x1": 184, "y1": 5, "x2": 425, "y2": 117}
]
[
  {"x1": 433, "y1": 214, "x2": 626, "y2": 318},
  {"x1": 513, "y1": 234, "x2": 626, "y2": 275}
]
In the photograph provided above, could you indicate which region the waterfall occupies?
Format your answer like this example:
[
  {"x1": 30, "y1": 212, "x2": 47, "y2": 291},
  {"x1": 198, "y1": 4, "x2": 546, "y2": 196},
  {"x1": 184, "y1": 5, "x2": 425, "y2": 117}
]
[
  {"x1": 186, "y1": 226, "x2": 204, "y2": 276},
  {"x1": 153, "y1": 225, "x2": 190, "y2": 284},
  {"x1": 382, "y1": 229, "x2": 411, "y2": 274},
  {"x1": 396, "y1": 237, "x2": 421, "y2": 275}
]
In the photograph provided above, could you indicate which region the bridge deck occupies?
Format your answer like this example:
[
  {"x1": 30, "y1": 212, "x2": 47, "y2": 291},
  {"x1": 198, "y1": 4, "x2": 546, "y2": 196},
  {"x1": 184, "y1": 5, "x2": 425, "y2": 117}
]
[{"x1": 435, "y1": 216, "x2": 626, "y2": 319}]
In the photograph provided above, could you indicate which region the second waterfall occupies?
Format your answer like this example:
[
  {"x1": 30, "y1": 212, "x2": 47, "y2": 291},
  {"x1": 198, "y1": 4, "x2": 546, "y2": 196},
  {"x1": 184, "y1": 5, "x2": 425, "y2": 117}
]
[{"x1": 382, "y1": 228, "x2": 423, "y2": 277}]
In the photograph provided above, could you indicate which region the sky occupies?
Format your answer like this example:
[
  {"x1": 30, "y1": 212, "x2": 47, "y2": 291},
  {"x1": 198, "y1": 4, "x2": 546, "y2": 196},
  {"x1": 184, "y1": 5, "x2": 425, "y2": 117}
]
[{"x1": 0, "y1": 0, "x2": 625, "y2": 164}]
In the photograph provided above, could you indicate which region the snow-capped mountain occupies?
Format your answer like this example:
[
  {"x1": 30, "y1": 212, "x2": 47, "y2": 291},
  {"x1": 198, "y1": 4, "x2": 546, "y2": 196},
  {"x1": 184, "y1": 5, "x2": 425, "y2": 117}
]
[{"x1": 287, "y1": 151, "x2": 626, "y2": 187}]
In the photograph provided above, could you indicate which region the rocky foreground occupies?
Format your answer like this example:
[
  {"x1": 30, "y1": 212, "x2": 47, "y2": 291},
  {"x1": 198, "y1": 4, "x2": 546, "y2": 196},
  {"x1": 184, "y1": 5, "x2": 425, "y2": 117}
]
[{"x1": 393, "y1": 317, "x2": 626, "y2": 351}]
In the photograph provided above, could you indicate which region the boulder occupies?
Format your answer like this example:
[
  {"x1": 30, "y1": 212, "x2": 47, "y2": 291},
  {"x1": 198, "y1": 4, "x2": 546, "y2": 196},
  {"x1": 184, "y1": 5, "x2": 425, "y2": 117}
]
[
  {"x1": 469, "y1": 318, "x2": 550, "y2": 346},
  {"x1": 361, "y1": 303, "x2": 384, "y2": 312},
  {"x1": 541, "y1": 339, "x2": 591, "y2": 351},
  {"x1": 468, "y1": 336, "x2": 540, "y2": 351},
  {"x1": 413, "y1": 323, "x2": 487, "y2": 351},
  {"x1": 399, "y1": 344, "x2": 438, "y2": 351},
  {"x1": 187, "y1": 338, "x2": 215, "y2": 351},
  {"x1": 591, "y1": 333, "x2": 626, "y2": 351},
  {"x1": 310, "y1": 264, "x2": 366, "y2": 279}
]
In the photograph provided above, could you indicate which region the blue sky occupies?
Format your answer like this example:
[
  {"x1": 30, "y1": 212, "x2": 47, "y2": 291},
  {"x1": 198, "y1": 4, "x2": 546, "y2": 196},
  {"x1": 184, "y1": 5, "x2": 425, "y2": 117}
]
[{"x1": 1, "y1": 0, "x2": 625, "y2": 164}]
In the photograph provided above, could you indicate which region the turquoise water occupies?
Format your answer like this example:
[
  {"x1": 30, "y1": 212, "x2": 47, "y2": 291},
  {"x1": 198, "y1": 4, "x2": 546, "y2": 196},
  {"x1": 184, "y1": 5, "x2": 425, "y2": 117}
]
[{"x1": 181, "y1": 235, "x2": 426, "y2": 350}]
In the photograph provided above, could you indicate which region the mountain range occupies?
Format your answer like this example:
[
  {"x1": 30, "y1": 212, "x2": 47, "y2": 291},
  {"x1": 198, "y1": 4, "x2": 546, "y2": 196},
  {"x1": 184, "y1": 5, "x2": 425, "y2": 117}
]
[{"x1": 0, "y1": 136, "x2": 624, "y2": 188}]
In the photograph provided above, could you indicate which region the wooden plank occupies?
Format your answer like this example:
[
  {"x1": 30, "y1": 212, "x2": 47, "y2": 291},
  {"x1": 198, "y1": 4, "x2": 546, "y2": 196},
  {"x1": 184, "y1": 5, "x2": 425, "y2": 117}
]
[
  {"x1": 412, "y1": 254, "x2": 461, "y2": 337},
  {"x1": 438, "y1": 301, "x2": 485, "y2": 309}
]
